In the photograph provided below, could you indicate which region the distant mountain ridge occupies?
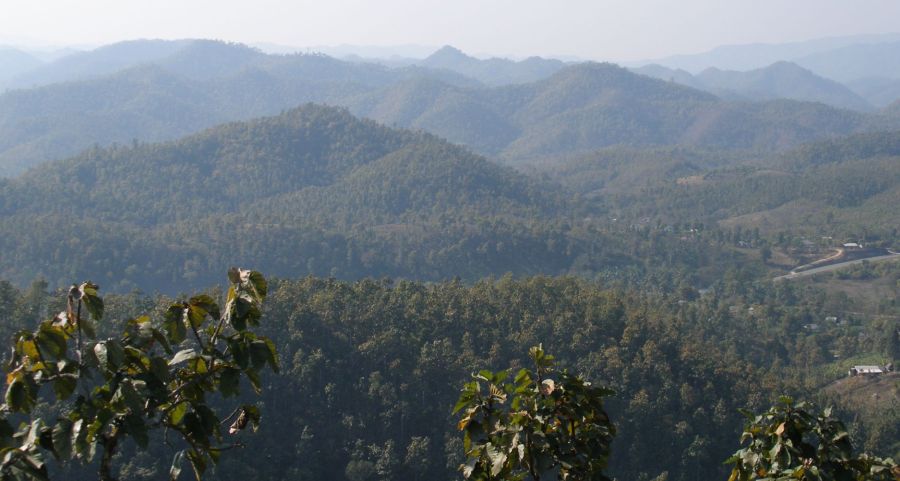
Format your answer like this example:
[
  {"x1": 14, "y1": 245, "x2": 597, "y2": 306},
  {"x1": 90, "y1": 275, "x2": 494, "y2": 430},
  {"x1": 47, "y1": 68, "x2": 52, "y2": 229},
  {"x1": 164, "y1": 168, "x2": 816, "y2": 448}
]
[
  {"x1": 847, "y1": 77, "x2": 900, "y2": 108},
  {"x1": 3, "y1": 39, "x2": 196, "y2": 89},
  {"x1": 415, "y1": 45, "x2": 568, "y2": 85},
  {"x1": 793, "y1": 41, "x2": 900, "y2": 82},
  {"x1": 636, "y1": 33, "x2": 900, "y2": 74},
  {"x1": 0, "y1": 48, "x2": 43, "y2": 86},
  {"x1": 633, "y1": 61, "x2": 873, "y2": 111},
  {"x1": 0, "y1": 43, "x2": 482, "y2": 176},
  {"x1": 0, "y1": 38, "x2": 897, "y2": 176},
  {"x1": 354, "y1": 62, "x2": 876, "y2": 163}
]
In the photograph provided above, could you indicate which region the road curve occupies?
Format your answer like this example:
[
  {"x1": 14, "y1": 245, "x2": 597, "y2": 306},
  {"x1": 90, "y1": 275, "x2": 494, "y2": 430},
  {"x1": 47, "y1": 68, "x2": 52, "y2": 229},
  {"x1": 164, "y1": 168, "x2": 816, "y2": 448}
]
[{"x1": 774, "y1": 251, "x2": 900, "y2": 281}]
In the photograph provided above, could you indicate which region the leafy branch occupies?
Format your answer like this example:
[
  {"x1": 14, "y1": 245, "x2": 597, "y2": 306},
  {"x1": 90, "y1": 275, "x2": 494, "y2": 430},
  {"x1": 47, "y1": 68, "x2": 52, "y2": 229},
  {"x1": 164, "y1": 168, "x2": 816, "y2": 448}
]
[{"x1": 0, "y1": 268, "x2": 278, "y2": 481}]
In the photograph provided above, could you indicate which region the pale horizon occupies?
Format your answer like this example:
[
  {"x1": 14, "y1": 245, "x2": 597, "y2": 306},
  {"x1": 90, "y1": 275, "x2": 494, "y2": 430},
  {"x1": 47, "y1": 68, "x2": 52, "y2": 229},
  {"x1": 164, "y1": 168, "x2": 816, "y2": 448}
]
[{"x1": 3, "y1": 0, "x2": 900, "y2": 62}]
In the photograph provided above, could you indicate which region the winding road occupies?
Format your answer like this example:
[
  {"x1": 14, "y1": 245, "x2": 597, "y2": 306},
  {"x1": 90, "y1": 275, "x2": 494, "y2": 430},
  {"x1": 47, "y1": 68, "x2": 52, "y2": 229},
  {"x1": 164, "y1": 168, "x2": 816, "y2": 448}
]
[{"x1": 774, "y1": 250, "x2": 900, "y2": 281}]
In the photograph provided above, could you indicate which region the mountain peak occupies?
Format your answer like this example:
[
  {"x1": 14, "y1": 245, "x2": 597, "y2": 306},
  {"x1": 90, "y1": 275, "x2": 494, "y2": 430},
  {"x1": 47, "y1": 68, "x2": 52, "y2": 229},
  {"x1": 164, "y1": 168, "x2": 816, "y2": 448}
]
[
  {"x1": 424, "y1": 45, "x2": 471, "y2": 63},
  {"x1": 763, "y1": 60, "x2": 811, "y2": 74}
]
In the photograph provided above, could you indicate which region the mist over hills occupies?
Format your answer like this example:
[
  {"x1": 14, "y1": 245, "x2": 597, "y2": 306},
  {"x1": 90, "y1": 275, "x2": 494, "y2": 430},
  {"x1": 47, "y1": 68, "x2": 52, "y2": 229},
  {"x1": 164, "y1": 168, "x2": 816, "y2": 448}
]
[
  {"x1": 847, "y1": 77, "x2": 900, "y2": 108},
  {"x1": 696, "y1": 62, "x2": 871, "y2": 110},
  {"x1": 793, "y1": 40, "x2": 900, "y2": 82},
  {"x1": 356, "y1": 63, "x2": 880, "y2": 164},
  {"x1": 415, "y1": 45, "x2": 568, "y2": 85},
  {"x1": 2, "y1": 39, "x2": 195, "y2": 89},
  {"x1": 0, "y1": 43, "x2": 482, "y2": 176},
  {"x1": 0, "y1": 47, "x2": 43, "y2": 85},
  {"x1": 638, "y1": 32, "x2": 900, "y2": 74},
  {"x1": 633, "y1": 61, "x2": 872, "y2": 111},
  {"x1": 2, "y1": 39, "x2": 894, "y2": 176}
]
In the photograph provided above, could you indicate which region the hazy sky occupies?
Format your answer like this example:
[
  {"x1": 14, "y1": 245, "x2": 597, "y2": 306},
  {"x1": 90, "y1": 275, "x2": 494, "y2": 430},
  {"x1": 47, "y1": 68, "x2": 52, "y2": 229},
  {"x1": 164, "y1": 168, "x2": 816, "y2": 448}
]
[{"x1": 2, "y1": 0, "x2": 900, "y2": 60}]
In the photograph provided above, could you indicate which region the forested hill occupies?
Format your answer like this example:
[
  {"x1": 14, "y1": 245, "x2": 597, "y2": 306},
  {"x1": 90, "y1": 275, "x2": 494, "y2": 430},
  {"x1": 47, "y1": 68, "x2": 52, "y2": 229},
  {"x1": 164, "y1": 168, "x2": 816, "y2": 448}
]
[
  {"x1": 1, "y1": 39, "x2": 891, "y2": 176},
  {"x1": 0, "y1": 105, "x2": 618, "y2": 291},
  {"x1": 1, "y1": 105, "x2": 453, "y2": 224},
  {"x1": 555, "y1": 130, "x2": 900, "y2": 239}
]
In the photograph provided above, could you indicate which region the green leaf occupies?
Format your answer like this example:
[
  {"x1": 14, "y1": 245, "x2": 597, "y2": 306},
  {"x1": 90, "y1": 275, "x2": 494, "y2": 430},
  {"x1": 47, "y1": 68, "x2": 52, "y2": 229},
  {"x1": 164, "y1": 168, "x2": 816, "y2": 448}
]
[
  {"x1": 183, "y1": 412, "x2": 207, "y2": 445},
  {"x1": 261, "y1": 337, "x2": 279, "y2": 373},
  {"x1": 247, "y1": 271, "x2": 268, "y2": 299},
  {"x1": 150, "y1": 356, "x2": 171, "y2": 384},
  {"x1": 6, "y1": 375, "x2": 36, "y2": 413},
  {"x1": 164, "y1": 307, "x2": 187, "y2": 344},
  {"x1": 52, "y1": 375, "x2": 77, "y2": 401},
  {"x1": 189, "y1": 295, "x2": 221, "y2": 322},
  {"x1": 123, "y1": 413, "x2": 149, "y2": 448},
  {"x1": 229, "y1": 338, "x2": 250, "y2": 369},
  {"x1": 152, "y1": 328, "x2": 174, "y2": 355},
  {"x1": 116, "y1": 380, "x2": 145, "y2": 414},
  {"x1": 186, "y1": 450, "x2": 207, "y2": 481},
  {"x1": 219, "y1": 368, "x2": 241, "y2": 397},
  {"x1": 18, "y1": 337, "x2": 40, "y2": 360},
  {"x1": 244, "y1": 368, "x2": 262, "y2": 394},
  {"x1": 36, "y1": 324, "x2": 68, "y2": 359},
  {"x1": 227, "y1": 267, "x2": 241, "y2": 285},
  {"x1": 169, "y1": 402, "x2": 189, "y2": 426},
  {"x1": 93, "y1": 340, "x2": 125, "y2": 371},
  {"x1": 249, "y1": 341, "x2": 270, "y2": 369},
  {"x1": 106, "y1": 339, "x2": 125, "y2": 369},
  {"x1": 79, "y1": 282, "x2": 104, "y2": 321},
  {"x1": 186, "y1": 307, "x2": 206, "y2": 330},
  {"x1": 79, "y1": 316, "x2": 97, "y2": 338},
  {"x1": 51, "y1": 419, "x2": 73, "y2": 461}
]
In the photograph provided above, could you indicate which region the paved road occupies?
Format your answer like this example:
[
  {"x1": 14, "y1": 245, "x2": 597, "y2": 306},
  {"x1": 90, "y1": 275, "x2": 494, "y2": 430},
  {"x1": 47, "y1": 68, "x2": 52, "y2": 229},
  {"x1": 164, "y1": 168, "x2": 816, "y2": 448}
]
[{"x1": 774, "y1": 252, "x2": 900, "y2": 281}]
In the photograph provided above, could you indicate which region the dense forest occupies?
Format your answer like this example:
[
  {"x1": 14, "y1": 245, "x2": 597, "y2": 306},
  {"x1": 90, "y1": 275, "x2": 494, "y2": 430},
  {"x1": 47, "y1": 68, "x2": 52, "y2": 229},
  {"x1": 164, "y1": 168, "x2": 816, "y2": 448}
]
[
  {"x1": 0, "y1": 104, "x2": 787, "y2": 292},
  {"x1": 0, "y1": 268, "x2": 896, "y2": 481}
]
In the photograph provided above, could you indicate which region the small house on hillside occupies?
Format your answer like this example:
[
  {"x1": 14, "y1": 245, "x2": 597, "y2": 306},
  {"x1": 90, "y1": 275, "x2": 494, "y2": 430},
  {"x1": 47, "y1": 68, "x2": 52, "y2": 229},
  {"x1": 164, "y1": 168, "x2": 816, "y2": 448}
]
[
  {"x1": 843, "y1": 242, "x2": 862, "y2": 249},
  {"x1": 848, "y1": 365, "x2": 886, "y2": 377}
]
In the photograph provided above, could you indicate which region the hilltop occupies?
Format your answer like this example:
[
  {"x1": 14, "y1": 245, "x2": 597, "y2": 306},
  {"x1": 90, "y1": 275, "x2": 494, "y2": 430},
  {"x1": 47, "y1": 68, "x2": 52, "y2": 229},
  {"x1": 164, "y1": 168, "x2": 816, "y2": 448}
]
[
  {"x1": 416, "y1": 45, "x2": 567, "y2": 85},
  {"x1": 0, "y1": 105, "x2": 601, "y2": 291}
]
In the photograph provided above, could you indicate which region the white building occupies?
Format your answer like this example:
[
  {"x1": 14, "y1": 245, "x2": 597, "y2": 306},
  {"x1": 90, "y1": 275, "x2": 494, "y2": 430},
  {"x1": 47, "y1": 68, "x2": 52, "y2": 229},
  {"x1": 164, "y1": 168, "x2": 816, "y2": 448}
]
[{"x1": 848, "y1": 365, "x2": 885, "y2": 376}]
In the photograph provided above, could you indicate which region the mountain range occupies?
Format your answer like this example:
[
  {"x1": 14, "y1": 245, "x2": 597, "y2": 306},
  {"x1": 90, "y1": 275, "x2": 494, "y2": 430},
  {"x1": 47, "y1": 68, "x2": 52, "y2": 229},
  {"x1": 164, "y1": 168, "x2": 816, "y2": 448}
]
[
  {"x1": 412, "y1": 45, "x2": 567, "y2": 85},
  {"x1": 4, "y1": 39, "x2": 899, "y2": 176},
  {"x1": 633, "y1": 61, "x2": 873, "y2": 111},
  {"x1": 637, "y1": 33, "x2": 900, "y2": 75}
]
